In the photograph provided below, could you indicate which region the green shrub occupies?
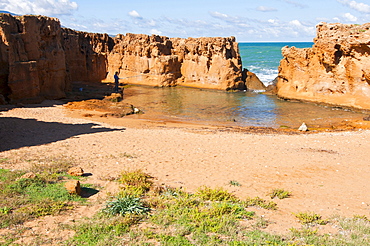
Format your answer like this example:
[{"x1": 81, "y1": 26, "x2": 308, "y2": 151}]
[
  {"x1": 103, "y1": 196, "x2": 150, "y2": 216},
  {"x1": 268, "y1": 189, "x2": 291, "y2": 199},
  {"x1": 294, "y1": 212, "x2": 328, "y2": 225},
  {"x1": 244, "y1": 197, "x2": 277, "y2": 210},
  {"x1": 118, "y1": 170, "x2": 153, "y2": 197},
  {"x1": 195, "y1": 186, "x2": 237, "y2": 202}
]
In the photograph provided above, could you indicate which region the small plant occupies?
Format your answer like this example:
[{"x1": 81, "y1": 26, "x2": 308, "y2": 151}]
[
  {"x1": 269, "y1": 188, "x2": 291, "y2": 199},
  {"x1": 294, "y1": 212, "x2": 328, "y2": 225},
  {"x1": 160, "y1": 186, "x2": 183, "y2": 197},
  {"x1": 228, "y1": 180, "x2": 241, "y2": 187},
  {"x1": 244, "y1": 197, "x2": 277, "y2": 210},
  {"x1": 254, "y1": 216, "x2": 269, "y2": 229},
  {"x1": 119, "y1": 152, "x2": 137, "y2": 159},
  {"x1": 103, "y1": 196, "x2": 150, "y2": 216},
  {"x1": 289, "y1": 227, "x2": 318, "y2": 237},
  {"x1": 0, "y1": 206, "x2": 12, "y2": 214},
  {"x1": 353, "y1": 215, "x2": 370, "y2": 222},
  {"x1": 195, "y1": 186, "x2": 237, "y2": 202},
  {"x1": 118, "y1": 170, "x2": 153, "y2": 197}
]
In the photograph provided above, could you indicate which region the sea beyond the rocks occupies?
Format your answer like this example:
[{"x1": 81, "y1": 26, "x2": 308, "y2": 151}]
[
  {"x1": 123, "y1": 42, "x2": 368, "y2": 129},
  {"x1": 239, "y1": 42, "x2": 314, "y2": 85}
]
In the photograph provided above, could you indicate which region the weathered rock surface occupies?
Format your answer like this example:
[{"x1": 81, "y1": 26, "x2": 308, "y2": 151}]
[
  {"x1": 0, "y1": 14, "x2": 245, "y2": 104},
  {"x1": 277, "y1": 22, "x2": 370, "y2": 110},
  {"x1": 243, "y1": 69, "x2": 266, "y2": 91},
  {"x1": 65, "y1": 180, "x2": 81, "y2": 195},
  {"x1": 0, "y1": 14, "x2": 67, "y2": 103},
  {"x1": 67, "y1": 166, "x2": 84, "y2": 176}
]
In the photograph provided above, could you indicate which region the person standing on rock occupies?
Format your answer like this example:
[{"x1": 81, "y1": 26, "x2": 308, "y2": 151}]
[{"x1": 114, "y1": 71, "x2": 120, "y2": 93}]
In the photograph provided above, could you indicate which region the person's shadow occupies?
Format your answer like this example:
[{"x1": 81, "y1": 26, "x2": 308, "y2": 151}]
[{"x1": 0, "y1": 117, "x2": 124, "y2": 152}]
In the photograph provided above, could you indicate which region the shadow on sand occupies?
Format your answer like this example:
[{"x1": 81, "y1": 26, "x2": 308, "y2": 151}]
[{"x1": 0, "y1": 116, "x2": 124, "y2": 152}]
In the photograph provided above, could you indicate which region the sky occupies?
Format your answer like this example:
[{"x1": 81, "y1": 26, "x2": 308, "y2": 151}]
[{"x1": 1, "y1": 0, "x2": 370, "y2": 42}]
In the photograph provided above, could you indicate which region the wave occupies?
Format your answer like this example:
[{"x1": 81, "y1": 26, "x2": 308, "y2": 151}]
[{"x1": 246, "y1": 66, "x2": 278, "y2": 86}]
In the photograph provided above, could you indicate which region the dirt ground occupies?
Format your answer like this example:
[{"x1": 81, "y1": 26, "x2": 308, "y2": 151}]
[{"x1": 1, "y1": 82, "x2": 370, "y2": 244}]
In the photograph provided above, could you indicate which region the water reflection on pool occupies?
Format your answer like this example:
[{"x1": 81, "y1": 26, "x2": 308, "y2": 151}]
[{"x1": 122, "y1": 85, "x2": 367, "y2": 128}]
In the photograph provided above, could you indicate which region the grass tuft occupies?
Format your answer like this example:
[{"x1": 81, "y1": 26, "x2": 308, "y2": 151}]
[
  {"x1": 229, "y1": 180, "x2": 241, "y2": 187},
  {"x1": 268, "y1": 188, "x2": 291, "y2": 199},
  {"x1": 294, "y1": 212, "x2": 328, "y2": 225},
  {"x1": 244, "y1": 197, "x2": 277, "y2": 210}
]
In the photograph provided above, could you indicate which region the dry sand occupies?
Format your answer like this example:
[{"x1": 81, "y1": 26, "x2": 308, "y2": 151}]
[{"x1": 1, "y1": 99, "x2": 370, "y2": 241}]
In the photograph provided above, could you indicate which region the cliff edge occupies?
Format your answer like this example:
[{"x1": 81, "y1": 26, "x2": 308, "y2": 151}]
[
  {"x1": 277, "y1": 22, "x2": 370, "y2": 110},
  {"x1": 0, "y1": 14, "x2": 245, "y2": 104}
]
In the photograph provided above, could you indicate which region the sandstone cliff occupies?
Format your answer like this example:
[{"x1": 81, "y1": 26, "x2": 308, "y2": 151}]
[
  {"x1": 277, "y1": 22, "x2": 370, "y2": 110},
  {"x1": 0, "y1": 14, "x2": 245, "y2": 104},
  {"x1": 0, "y1": 14, "x2": 67, "y2": 103}
]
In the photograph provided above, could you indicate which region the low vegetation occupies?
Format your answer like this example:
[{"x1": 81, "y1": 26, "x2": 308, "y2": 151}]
[
  {"x1": 294, "y1": 212, "x2": 329, "y2": 225},
  {"x1": 268, "y1": 188, "x2": 292, "y2": 199},
  {"x1": 0, "y1": 164, "x2": 89, "y2": 230},
  {"x1": 1, "y1": 166, "x2": 370, "y2": 245}
]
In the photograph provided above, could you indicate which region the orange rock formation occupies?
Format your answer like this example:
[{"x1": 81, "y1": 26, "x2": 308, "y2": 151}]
[
  {"x1": 277, "y1": 22, "x2": 370, "y2": 110},
  {"x1": 0, "y1": 14, "x2": 246, "y2": 104}
]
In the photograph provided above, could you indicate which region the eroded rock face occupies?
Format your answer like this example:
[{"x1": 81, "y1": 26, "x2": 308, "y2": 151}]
[
  {"x1": 0, "y1": 14, "x2": 67, "y2": 103},
  {"x1": 106, "y1": 34, "x2": 244, "y2": 90},
  {"x1": 0, "y1": 14, "x2": 245, "y2": 103},
  {"x1": 277, "y1": 22, "x2": 370, "y2": 110}
]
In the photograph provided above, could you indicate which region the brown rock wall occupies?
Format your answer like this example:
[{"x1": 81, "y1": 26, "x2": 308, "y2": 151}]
[
  {"x1": 277, "y1": 22, "x2": 370, "y2": 110},
  {"x1": 0, "y1": 14, "x2": 67, "y2": 103},
  {"x1": 0, "y1": 14, "x2": 246, "y2": 104}
]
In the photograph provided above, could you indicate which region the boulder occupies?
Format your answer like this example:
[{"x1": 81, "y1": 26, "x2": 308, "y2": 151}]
[
  {"x1": 243, "y1": 69, "x2": 266, "y2": 91},
  {"x1": 65, "y1": 180, "x2": 81, "y2": 195},
  {"x1": 67, "y1": 166, "x2": 84, "y2": 176},
  {"x1": 277, "y1": 22, "x2": 370, "y2": 110}
]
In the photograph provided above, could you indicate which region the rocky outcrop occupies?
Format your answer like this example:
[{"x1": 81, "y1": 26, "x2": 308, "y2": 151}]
[
  {"x1": 105, "y1": 34, "x2": 244, "y2": 90},
  {"x1": 242, "y1": 69, "x2": 266, "y2": 91},
  {"x1": 0, "y1": 14, "x2": 67, "y2": 103},
  {"x1": 0, "y1": 14, "x2": 245, "y2": 104},
  {"x1": 277, "y1": 22, "x2": 370, "y2": 110}
]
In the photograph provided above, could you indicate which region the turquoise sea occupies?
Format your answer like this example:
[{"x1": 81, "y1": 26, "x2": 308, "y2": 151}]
[
  {"x1": 123, "y1": 42, "x2": 367, "y2": 128},
  {"x1": 239, "y1": 42, "x2": 314, "y2": 85}
]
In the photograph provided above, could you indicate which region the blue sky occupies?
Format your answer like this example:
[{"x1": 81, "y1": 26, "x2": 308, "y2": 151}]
[{"x1": 1, "y1": 0, "x2": 370, "y2": 41}]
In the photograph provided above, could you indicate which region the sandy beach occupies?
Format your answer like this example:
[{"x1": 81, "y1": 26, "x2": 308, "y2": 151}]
[{"x1": 1, "y1": 98, "x2": 369, "y2": 240}]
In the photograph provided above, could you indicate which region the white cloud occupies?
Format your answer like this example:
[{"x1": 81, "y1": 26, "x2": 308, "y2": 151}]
[
  {"x1": 128, "y1": 10, "x2": 141, "y2": 18},
  {"x1": 257, "y1": 6, "x2": 277, "y2": 12},
  {"x1": 333, "y1": 17, "x2": 341, "y2": 22},
  {"x1": 289, "y1": 19, "x2": 302, "y2": 26},
  {"x1": 282, "y1": 0, "x2": 308, "y2": 9},
  {"x1": 343, "y1": 12, "x2": 358, "y2": 21},
  {"x1": 150, "y1": 29, "x2": 162, "y2": 35},
  {"x1": 209, "y1": 11, "x2": 230, "y2": 20},
  {"x1": 0, "y1": 0, "x2": 78, "y2": 16},
  {"x1": 337, "y1": 0, "x2": 370, "y2": 13},
  {"x1": 148, "y1": 20, "x2": 156, "y2": 26},
  {"x1": 287, "y1": 19, "x2": 316, "y2": 36}
]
